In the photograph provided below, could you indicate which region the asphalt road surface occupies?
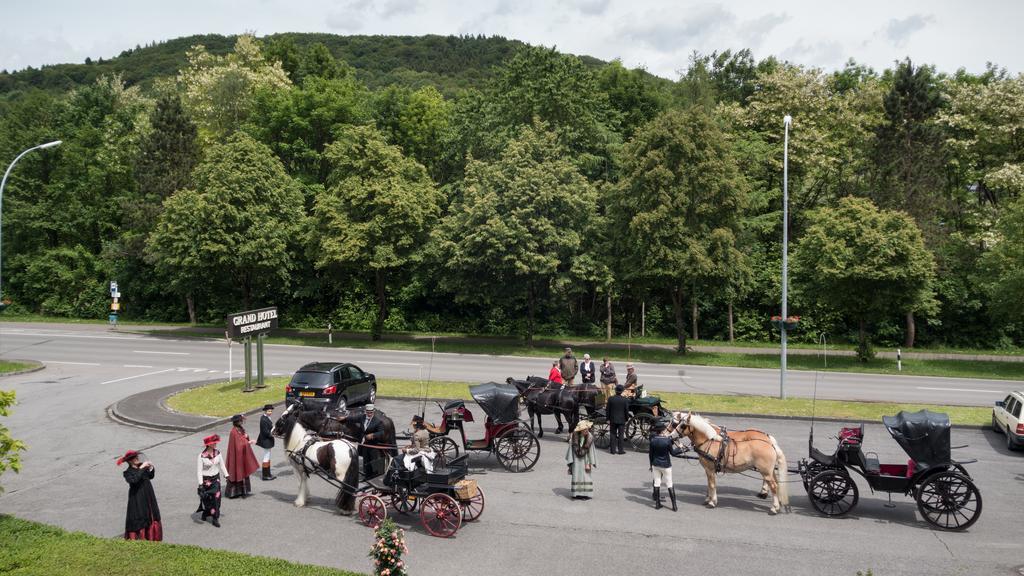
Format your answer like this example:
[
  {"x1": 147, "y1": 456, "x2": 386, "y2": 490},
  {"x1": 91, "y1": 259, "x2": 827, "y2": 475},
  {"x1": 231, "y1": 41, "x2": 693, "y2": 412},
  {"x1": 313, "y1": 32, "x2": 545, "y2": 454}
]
[
  {"x1": 0, "y1": 322, "x2": 1023, "y2": 575},
  {"x1": 1, "y1": 322, "x2": 1021, "y2": 406}
]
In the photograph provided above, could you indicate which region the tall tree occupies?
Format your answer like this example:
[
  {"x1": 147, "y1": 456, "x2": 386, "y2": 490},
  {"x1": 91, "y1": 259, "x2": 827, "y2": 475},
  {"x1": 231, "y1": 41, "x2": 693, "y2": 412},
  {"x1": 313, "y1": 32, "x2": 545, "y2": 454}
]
[
  {"x1": 792, "y1": 197, "x2": 936, "y2": 360},
  {"x1": 438, "y1": 121, "x2": 595, "y2": 345},
  {"x1": 300, "y1": 42, "x2": 343, "y2": 80},
  {"x1": 606, "y1": 107, "x2": 749, "y2": 353},
  {"x1": 373, "y1": 85, "x2": 453, "y2": 182},
  {"x1": 981, "y1": 194, "x2": 1024, "y2": 323},
  {"x1": 147, "y1": 133, "x2": 304, "y2": 313},
  {"x1": 312, "y1": 125, "x2": 443, "y2": 341}
]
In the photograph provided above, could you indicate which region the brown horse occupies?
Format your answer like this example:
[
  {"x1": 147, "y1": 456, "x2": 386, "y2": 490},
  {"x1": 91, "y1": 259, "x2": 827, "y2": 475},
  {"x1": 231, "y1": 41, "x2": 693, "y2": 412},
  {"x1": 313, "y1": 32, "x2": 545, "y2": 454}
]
[{"x1": 671, "y1": 411, "x2": 789, "y2": 514}]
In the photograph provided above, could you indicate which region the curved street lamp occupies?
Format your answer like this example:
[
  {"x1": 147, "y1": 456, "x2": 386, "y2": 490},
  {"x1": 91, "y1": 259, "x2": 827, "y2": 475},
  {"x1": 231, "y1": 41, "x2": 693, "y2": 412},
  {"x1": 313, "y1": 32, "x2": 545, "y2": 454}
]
[
  {"x1": 780, "y1": 115, "x2": 791, "y2": 399},
  {"x1": 0, "y1": 140, "x2": 63, "y2": 307}
]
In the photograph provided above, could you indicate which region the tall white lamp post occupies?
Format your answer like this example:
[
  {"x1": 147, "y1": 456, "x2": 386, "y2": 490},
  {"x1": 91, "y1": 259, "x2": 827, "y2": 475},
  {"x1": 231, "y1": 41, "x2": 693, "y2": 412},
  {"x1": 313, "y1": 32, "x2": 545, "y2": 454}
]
[
  {"x1": 0, "y1": 140, "x2": 63, "y2": 305},
  {"x1": 780, "y1": 115, "x2": 791, "y2": 399}
]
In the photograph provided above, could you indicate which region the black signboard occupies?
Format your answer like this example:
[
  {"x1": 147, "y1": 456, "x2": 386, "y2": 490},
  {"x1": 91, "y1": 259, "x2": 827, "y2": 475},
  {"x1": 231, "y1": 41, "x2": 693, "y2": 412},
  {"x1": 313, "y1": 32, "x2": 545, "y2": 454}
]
[{"x1": 226, "y1": 306, "x2": 278, "y2": 339}]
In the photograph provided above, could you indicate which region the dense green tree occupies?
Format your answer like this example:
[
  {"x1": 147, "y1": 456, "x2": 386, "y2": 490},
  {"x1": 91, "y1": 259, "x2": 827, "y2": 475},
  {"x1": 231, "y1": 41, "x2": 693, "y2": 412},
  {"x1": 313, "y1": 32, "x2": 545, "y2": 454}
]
[
  {"x1": 262, "y1": 36, "x2": 303, "y2": 83},
  {"x1": 437, "y1": 121, "x2": 595, "y2": 344},
  {"x1": 178, "y1": 34, "x2": 292, "y2": 143},
  {"x1": 606, "y1": 107, "x2": 749, "y2": 353},
  {"x1": 372, "y1": 85, "x2": 453, "y2": 182},
  {"x1": 312, "y1": 125, "x2": 443, "y2": 340},
  {"x1": 0, "y1": 389, "x2": 26, "y2": 494},
  {"x1": 300, "y1": 42, "x2": 343, "y2": 80},
  {"x1": 147, "y1": 133, "x2": 304, "y2": 313},
  {"x1": 792, "y1": 197, "x2": 936, "y2": 360},
  {"x1": 982, "y1": 194, "x2": 1024, "y2": 323},
  {"x1": 134, "y1": 92, "x2": 199, "y2": 200},
  {"x1": 596, "y1": 60, "x2": 666, "y2": 139}
]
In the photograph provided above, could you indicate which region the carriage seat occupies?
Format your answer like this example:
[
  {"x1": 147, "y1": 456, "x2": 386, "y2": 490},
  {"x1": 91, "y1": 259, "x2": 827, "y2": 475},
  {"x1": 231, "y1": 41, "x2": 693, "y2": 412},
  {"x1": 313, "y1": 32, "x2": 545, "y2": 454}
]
[{"x1": 424, "y1": 422, "x2": 444, "y2": 434}]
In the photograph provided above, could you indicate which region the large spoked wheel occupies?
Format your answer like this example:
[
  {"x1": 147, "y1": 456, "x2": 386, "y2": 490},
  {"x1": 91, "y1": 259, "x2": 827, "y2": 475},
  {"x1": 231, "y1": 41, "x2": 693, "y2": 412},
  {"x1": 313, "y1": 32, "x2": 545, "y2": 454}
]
[
  {"x1": 420, "y1": 493, "x2": 462, "y2": 538},
  {"x1": 915, "y1": 471, "x2": 983, "y2": 531},
  {"x1": 357, "y1": 494, "x2": 387, "y2": 528},
  {"x1": 389, "y1": 485, "x2": 418, "y2": 514},
  {"x1": 494, "y1": 427, "x2": 541, "y2": 473},
  {"x1": 429, "y1": 436, "x2": 459, "y2": 467},
  {"x1": 807, "y1": 470, "x2": 859, "y2": 517},
  {"x1": 627, "y1": 413, "x2": 657, "y2": 453},
  {"x1": 460, "y1": 486, "x2": 485, "y2": 522},
  {"x1": 592, "y1": 419, "x2": 610, "y2": 450},
  {"x1": 800, "y1": 460, "x2": 827, "y2": 492}
]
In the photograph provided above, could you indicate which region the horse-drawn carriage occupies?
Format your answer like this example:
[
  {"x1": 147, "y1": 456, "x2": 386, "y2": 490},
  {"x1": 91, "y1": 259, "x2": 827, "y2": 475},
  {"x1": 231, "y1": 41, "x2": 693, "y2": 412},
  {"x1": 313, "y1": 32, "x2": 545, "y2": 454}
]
[
  {"x1": 797, "y1": 410, "x2": 983, "y2": 530},
  {"x1": 274, "y1": 402, "x2": 485, "y2": 538},
  {"x1": 590, "y1": 385, "x2": 667, "y2": 452},
  {"x1": 425, "y1": 382, "x2": 542, "y2": 473}
]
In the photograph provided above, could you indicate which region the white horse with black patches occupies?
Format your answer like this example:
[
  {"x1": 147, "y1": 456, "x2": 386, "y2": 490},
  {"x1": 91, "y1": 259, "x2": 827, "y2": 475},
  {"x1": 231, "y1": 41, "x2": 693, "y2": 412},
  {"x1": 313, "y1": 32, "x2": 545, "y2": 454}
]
[{"x1": 273, "y1": 403, "x2": 359, "y2": 514}]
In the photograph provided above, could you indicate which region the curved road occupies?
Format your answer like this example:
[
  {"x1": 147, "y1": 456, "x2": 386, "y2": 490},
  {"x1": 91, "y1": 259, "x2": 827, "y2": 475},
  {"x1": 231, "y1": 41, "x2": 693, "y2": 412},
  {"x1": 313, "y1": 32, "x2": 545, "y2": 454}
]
[{"x1": 0, "y1": 322, "x2": 1022, "y2": 575}]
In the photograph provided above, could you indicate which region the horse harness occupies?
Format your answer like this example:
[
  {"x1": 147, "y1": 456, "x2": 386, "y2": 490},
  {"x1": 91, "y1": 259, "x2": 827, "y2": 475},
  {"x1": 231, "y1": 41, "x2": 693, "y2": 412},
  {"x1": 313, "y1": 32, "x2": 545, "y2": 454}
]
[{"x1": 691, "y1": 426, "x2": 732, "y2": 473}]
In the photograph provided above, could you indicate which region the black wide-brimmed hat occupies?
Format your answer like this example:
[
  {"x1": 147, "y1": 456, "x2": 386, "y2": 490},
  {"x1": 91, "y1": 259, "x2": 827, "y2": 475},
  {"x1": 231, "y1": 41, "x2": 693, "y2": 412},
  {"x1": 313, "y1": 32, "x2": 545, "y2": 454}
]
[{"x1": 262, "y1": 404, "x2": 274, "y2": 411}]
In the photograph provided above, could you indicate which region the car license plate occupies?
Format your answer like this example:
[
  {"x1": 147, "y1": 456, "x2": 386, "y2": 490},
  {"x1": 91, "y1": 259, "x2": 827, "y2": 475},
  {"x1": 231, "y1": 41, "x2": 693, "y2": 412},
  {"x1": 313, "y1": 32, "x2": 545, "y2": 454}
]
[{"x1": 299, "y1": 391, "x2": 315, "y2": 397}]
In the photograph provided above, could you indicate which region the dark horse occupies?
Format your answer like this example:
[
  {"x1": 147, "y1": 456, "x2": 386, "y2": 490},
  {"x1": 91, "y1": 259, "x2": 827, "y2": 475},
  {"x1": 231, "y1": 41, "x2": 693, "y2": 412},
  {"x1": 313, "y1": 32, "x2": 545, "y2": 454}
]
[
  {"x1": 295, "y1": 404, "x2": 399, "y2": 479},
  {"x1": 508, "y1": 376, "x2": 600, "y2": 437}
]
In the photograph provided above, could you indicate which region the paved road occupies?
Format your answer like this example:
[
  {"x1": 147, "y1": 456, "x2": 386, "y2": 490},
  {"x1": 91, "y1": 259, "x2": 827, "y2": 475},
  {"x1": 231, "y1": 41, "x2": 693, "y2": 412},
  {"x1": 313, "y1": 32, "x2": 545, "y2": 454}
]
[
  {"x1": 0, "y1": 360, "x2": 1021, "y2": 576},
  {"x1": 0, "y1": 322, "x2": 1020, "y2": 406}
]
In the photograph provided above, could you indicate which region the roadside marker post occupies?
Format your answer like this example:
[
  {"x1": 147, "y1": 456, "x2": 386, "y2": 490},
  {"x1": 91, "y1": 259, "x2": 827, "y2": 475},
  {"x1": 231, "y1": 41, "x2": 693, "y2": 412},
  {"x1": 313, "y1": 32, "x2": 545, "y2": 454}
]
[
  {"x1": 328, "y1": 322, "x2": 333, "y2": 345},
  {"x1": 256, "y1": 332, "x2": 266, "y2": 389},
  {"x1": 243, "y1": 335, "x2": 253, "y2": 393},
  {"x1": 226, "y1": 331, "x2": 233, "y2": 384},
  {"x1": 897, "y1": 348, "x2": 902, "y2": 371}
]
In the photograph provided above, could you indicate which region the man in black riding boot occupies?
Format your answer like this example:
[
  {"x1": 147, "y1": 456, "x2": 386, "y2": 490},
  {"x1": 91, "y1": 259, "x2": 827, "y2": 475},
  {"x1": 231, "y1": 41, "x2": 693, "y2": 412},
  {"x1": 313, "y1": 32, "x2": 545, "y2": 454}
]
[
  {"x1": 649, "y1": 422, "x2": 683, "y2": 511},
  {"x1": 256, "y1": 404, "x2": 276, "y2": 481},
  {"x1": 606, "y1": 385, "x2": 629, "y2": 455}
]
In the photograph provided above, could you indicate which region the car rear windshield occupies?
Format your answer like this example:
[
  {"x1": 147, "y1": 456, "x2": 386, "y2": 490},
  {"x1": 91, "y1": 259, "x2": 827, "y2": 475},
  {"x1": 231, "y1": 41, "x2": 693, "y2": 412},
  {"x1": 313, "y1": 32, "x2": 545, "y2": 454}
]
[{"x1": 290, "y1": 372, "x2": 332, "y2": 388}]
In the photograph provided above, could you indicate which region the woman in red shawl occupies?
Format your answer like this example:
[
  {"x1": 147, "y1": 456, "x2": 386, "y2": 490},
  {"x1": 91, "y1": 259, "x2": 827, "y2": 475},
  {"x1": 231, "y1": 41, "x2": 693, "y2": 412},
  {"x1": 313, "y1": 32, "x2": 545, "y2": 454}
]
[
  {"x1": 225, "y1": 414, "x2": 260, "y2": 498},
  {"x1": 548, "y1": 360, "x2": 563, "y2": 385},
  {"x1": 118, "y1": 450, "x2": 162, "y2": 541}
]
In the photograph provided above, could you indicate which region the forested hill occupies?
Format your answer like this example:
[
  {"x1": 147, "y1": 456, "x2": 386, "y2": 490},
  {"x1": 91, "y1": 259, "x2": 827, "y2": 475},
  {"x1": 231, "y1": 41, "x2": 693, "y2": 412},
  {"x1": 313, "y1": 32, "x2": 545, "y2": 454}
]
[{"x1": 0, "y1": 33, "x2": 614, "y2": 96}]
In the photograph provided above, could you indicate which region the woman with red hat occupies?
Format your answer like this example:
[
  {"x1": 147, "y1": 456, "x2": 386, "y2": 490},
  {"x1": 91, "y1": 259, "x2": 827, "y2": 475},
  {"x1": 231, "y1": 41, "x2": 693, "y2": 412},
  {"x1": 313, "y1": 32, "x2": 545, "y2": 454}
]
[
  {"x1": 196, "y1": 434, "x2": 229, "y2": 527},
  {"x1": 118, "y1": 449, "x2": 162, "y2": 540},
  {"x1": 225, "y1": 414, "x2": 260, "y2": 499}
]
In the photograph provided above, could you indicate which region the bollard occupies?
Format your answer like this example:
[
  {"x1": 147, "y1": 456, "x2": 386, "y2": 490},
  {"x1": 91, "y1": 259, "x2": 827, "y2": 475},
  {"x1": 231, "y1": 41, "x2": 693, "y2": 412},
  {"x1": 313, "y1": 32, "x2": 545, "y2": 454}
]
[
  {"x1": 897, "y1": 348, "x2": 902, "y2": 371},
  {"x1": 328, "y1": 322, "x2": 333, "y2": 345}
]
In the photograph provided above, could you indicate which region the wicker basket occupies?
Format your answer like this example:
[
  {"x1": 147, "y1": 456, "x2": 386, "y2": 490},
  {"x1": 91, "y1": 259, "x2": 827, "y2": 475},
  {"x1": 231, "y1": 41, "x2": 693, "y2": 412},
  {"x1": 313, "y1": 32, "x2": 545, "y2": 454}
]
[{"x1": 454, "y1": 479, "x2": 478, "y2": 499}]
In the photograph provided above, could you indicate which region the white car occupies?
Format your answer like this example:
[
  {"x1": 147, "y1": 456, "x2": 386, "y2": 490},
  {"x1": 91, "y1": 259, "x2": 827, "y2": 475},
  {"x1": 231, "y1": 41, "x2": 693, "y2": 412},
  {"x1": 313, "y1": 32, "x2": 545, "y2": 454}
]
[{"x1": 992, "y1": 391, "x2": 1024, "y2": 451}]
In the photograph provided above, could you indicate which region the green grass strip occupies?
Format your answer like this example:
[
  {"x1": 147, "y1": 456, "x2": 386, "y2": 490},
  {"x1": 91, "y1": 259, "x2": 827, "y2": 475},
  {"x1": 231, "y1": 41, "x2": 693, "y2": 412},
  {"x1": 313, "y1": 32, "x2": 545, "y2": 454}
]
[
  {"x1": 0, "y1": 515, "x2": 362, "y2": 576},
  {"x1": 166, "y1": 377, "x2": 992, "y2": 426},
  {"x1": 0, "y1": 360, "x2": 34, "y2": 374}
]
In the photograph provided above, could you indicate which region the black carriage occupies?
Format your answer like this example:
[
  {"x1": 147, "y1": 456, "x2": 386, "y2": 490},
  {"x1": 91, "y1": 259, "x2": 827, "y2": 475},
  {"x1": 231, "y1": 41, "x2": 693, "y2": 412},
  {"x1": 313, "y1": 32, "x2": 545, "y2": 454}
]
[
  {"x1": 424, "y1": 382, "x2": 541, "y2": 473},
  {"x1": 590, "y1": 385, "x2": 667, "y2": 452},
  {"x1": 356, "y1": 452, "x2": 484, "y2": 538},
  {"x1": 797, "y1": 410, "x2": 982, "y2": 531}
]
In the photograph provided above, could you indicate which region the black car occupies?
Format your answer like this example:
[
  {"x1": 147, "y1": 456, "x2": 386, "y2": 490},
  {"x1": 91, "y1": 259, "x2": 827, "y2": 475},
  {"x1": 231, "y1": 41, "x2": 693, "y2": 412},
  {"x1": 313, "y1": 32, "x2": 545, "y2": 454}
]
[{"x1": 285, "y1": 362, "x2": 376, "y2": 412}]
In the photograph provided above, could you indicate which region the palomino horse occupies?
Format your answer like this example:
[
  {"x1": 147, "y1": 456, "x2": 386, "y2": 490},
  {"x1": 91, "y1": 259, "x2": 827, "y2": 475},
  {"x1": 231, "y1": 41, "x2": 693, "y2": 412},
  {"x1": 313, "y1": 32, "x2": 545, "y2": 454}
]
[
  {"x1": 508, "y1": 376, "x2": 600, "y2": 437},
  {"x1": 272, "y1": 403, "x2": 360, "y2": 514},
  {"x1": 670, "y1": 411, "x2": 789, "y2": 514}
]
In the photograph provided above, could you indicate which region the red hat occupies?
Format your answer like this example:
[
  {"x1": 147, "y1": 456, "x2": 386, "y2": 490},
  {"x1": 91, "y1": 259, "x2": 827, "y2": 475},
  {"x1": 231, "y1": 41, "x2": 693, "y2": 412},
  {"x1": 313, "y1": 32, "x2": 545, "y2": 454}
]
[
  {"x1": 203, "y1": 434, "x2": 220, "y2": 446},
  {"x1": 116, "y1": 450, "x2": 140, "y2": 466}
]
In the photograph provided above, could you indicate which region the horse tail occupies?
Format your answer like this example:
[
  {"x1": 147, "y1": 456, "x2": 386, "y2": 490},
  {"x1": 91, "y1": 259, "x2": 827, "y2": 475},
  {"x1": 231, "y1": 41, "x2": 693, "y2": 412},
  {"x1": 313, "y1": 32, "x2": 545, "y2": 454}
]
[
  {"x1": 770, "y1": 435, "x2": 789, "y2": 508},
  {"x1": 335, "y1": 443, "x2": 358, "y2": 514}
]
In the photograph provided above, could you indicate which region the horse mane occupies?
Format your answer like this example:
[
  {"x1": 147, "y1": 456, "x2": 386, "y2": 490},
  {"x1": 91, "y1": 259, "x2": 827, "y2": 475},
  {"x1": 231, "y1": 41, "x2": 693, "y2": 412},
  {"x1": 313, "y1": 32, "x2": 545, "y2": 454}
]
[{"x1": 688, "y1": 413, "x2": 722, "y2": 441}]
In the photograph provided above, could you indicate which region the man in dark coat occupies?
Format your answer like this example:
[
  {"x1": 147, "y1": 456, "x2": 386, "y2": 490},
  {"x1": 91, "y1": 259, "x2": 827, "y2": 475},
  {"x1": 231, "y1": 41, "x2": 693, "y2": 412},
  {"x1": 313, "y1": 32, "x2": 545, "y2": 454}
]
[
  {"x1": 559, "y1": 347, "x2": 578, "y2": 385},
  {"x1": 355, "y1": 404, "x2": 389, "y2": 478},
  {"x1": 606, "y1": 384, "x2": 630, "y2": 455},
  {"x1": 649, "y1": 422, "x2": 684, "y2": 511},
  {"x1": 256, "y1": 404, "x2": 276, "y2": 481},
  {"x1": 118, "y1": 450, "x2": 162, "y2": 541}
]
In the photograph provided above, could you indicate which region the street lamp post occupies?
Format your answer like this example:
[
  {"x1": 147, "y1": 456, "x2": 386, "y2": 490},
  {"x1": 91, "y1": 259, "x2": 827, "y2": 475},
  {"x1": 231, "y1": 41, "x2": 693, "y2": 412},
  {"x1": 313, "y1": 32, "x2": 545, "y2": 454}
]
[
  {"x1": 780, "y1": 115, "x2": 791, "y2": 399},
  {"x1": 0, "y1": 140, "x2": 62, "y2": 306}
]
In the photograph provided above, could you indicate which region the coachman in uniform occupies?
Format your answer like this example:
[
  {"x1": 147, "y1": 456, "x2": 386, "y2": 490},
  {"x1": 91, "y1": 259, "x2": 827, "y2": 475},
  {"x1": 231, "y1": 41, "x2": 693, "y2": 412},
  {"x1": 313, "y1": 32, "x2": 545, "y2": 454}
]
[{"x1": 256, "y1": 404, "x2": 276, "y2": 481}]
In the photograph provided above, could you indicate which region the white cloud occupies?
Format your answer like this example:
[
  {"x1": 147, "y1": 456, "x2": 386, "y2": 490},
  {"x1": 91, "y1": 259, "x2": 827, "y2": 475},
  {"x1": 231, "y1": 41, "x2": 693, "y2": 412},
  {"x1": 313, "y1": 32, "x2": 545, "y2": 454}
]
[
  {"x1": 618, "y1": 5, "x2": 736, "y2": 53},
  {"x1": 883, "y1": 14, "x2": 935, "y2": 47}
]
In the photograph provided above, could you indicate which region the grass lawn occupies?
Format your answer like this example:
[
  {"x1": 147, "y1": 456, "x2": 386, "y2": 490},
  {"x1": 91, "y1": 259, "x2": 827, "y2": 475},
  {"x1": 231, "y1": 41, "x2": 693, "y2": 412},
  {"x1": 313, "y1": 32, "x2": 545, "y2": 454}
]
[
  {"x1": 0, "y1": 360, "x2": 35, "y2": 374},
  {"x1": 166, "y1": 377, "x2": 992, "y2": 426},
  {"x1": 0, "y1": 515, "x2": 362, "y2": 576}
]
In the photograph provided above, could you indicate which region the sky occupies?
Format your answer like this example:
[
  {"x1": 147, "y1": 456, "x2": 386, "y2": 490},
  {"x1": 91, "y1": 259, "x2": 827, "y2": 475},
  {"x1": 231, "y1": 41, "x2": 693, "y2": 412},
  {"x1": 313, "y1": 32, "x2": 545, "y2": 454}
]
[{"x1": 3, "y1": 0, "x2": 1022, "y2": 79}]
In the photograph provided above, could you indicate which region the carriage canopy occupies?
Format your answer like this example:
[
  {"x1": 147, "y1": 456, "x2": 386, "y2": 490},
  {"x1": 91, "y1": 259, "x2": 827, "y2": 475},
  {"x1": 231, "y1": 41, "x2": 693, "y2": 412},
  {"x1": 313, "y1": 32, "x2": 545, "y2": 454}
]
[
  {"x1": 469, "y1": 382, "x2": 521, "y2": 425},
  {"x1": 881, "y1": 410, "x2": 951, "y2": 471}
]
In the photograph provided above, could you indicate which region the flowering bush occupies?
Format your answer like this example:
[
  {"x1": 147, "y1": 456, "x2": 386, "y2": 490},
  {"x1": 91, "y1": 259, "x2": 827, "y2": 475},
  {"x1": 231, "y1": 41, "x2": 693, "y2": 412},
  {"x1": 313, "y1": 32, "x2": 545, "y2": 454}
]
[{"x1": 369, "y1": 518, "x2": 408, "y2": 576}]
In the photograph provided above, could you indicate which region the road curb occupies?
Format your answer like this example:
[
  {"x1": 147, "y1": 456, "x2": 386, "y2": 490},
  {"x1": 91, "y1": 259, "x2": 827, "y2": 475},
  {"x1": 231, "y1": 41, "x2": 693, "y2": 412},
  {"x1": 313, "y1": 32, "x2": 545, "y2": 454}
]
[
  {"x1": 107, "y1": 381, "x2": 989, "y2": 434},
  {"x1": 0, "y1": 359, "x2": 46, "y2": 378}
]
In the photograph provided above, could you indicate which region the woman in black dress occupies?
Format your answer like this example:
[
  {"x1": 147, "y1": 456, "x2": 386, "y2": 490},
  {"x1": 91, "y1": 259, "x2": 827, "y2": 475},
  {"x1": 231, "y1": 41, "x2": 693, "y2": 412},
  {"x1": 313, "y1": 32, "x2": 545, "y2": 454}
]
[{"x1": 118, "y1": 450, "x2": 162, "y2": 541}]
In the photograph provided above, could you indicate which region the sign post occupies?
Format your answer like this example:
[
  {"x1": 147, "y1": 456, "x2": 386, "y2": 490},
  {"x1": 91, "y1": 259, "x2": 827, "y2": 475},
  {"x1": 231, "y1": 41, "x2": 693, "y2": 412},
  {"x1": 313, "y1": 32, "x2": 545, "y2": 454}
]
[
  {"x1": 109, "y1": 281, "x2": 120, "y2": 327},
  {"x1": 226, "y1": 307, "x2": 278, "y2": 393}
]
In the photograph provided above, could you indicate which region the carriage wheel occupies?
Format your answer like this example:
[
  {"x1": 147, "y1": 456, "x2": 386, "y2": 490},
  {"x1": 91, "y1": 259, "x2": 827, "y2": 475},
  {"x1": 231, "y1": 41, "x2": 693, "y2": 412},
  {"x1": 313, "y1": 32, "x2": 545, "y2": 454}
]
[
  {"x1": 627, "y1": 413, "x2": 657, "y2": 453},
  {"x1": 357, "y1": 494, "x2": 387, "y2": 528},
  {"x1": 800, "y1": 460, "x2": 826, "y2": 492},
  {"x1": 494, "y1": 428, "x2": 541, "y2": 473},
  {"x1": 592, "y1": 419, "x2": 610, "y2": 450},
  {"x1": 915, "y1": 471, "x2": 983, "y2": 531},
  {"x1": 429, "y1": 436, "x2": 459, "y2": 468},
  {"x1": 460, "y1": 486, "x2": 485, "y2": 522},
  {"x1": 420, "y1": 493, "x2": 462, "y2": 538},
  {"x1": 807, "y1": 470, "x2": 859, "y2": 517},
  {"x1": 389, "y1": 485, "x2": 418, "y2": 514}
]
